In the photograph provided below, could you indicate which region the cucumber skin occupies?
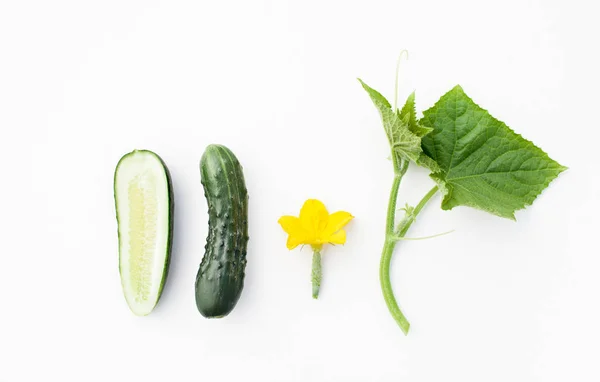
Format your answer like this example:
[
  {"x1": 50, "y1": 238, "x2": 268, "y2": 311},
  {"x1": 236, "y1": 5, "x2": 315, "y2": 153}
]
[
  {"x1": 114, "y1": 149, "x2": 175, "y2": 315},
  {"x1": 196, "y1": 144, "x2": 249, "y2": 318}
]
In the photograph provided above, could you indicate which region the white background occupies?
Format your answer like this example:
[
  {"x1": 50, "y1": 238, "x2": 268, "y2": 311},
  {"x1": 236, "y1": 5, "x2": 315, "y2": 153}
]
[{"x1": 1, "y1": 1, "x2": 598, "y2": 381}]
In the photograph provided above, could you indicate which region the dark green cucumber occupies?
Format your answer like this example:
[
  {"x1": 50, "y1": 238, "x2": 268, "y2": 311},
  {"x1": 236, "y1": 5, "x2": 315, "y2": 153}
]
[{"x1": 196, "y1": 144, "x2": 249, "y2": 318}]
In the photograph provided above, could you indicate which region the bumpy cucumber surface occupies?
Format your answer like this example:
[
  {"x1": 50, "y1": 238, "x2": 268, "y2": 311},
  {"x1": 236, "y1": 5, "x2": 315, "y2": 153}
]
[
  {"x1": 114, "y1": 150, "x2": 174, "y2": 316},
  {"x1": 196, "y1": 144, "x2": 249, "y2": 318}
]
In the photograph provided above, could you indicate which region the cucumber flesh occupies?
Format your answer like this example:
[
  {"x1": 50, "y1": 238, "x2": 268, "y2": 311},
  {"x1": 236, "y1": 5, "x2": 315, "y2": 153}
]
[{"x1": 114, "y1": 150, "x2": 173, "y2": 316}]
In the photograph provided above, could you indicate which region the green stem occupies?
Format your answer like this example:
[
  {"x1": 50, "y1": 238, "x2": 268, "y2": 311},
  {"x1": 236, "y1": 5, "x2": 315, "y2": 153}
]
[
  {"x1": 311, "y1": 249, "x2": 322, "y2": 299},
  {"x1": 380, "y1": 185, "x2": 438, "y2": 335},
  {"x1": 399, "y1": 186, "x2": 439, "y2": 237}
]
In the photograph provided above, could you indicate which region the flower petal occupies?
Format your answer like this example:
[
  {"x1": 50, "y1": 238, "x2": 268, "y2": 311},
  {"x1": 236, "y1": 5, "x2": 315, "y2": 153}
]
[
  {"x1": 323, "y1": 211, "x2": 353, "y2": 239},
  {"x1": 299, "y1": 199, "x2": 329, "y2": 240},
  {"x1": 279, "y1": 215, "x2": 310, "y2": 249},
  {"x1": 327, "y1": 229, "x2": 347, "y2": 245},
  {"x1": 278, "y1": 215, "x2": 301, "y2": 234},
  {"x1": 286, "y1": 234, "x2": 305, "y2": 250}
]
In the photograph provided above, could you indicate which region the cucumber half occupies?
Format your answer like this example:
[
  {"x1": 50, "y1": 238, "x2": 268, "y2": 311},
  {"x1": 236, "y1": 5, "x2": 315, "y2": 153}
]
[{"x1": 114, "y1": 150, "x2": 174, "y2": 316}]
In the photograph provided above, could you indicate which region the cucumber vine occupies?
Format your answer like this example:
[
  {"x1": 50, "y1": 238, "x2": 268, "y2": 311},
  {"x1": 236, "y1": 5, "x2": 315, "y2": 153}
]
[{"x1": 359, "y1": 55, "x2": 566, "y2": 335}]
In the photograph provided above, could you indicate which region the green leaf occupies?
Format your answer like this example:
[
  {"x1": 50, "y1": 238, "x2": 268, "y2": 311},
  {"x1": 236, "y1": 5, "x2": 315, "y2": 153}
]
[
  {"x1": 399, "y1": 92, "x2": 432, "y2": 138},
  {"x1": 358, "y1": 79, "x2": 423, "y2": 164},
  {"x1": 420, "y1": 86, "x2": 566, "y2": 219},
  {"x1": 396, "y1": 91, "x2": 440, "y2": 172},
  {"x1": 416, "y1": 153, "x2": 441, "y2": 173}
]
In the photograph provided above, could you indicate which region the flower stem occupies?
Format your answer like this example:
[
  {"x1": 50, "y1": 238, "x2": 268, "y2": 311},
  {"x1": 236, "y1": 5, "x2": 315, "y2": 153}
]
[
  {"x1": 311, "y1": 249, "x2": 322, "y2": 299},
  {"x1": 380, "y1": 184, "x2": 438, "y2": 335}
]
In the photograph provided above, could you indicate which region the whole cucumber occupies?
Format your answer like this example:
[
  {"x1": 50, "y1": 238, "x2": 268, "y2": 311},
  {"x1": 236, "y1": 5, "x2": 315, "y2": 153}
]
[{"x1": 196, "y1": 144, "x2": 249, "y2": 318}]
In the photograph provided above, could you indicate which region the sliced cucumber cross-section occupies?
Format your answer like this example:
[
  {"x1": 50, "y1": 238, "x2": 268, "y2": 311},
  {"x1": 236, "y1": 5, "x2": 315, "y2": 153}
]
[{"x1": 114, "y1": 150, "x2": 174, "y2": 316}]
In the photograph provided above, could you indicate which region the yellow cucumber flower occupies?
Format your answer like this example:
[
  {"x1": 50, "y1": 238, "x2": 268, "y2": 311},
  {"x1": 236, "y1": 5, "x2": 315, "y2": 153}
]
[
  {"x1": 278, "y1": 199, "x2": 353, "y2": 250},
  {"x1": 278, "y1": 199, "x2": 353, "y2": 299}
]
